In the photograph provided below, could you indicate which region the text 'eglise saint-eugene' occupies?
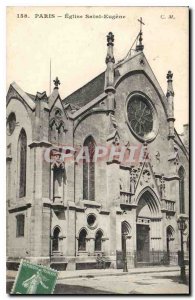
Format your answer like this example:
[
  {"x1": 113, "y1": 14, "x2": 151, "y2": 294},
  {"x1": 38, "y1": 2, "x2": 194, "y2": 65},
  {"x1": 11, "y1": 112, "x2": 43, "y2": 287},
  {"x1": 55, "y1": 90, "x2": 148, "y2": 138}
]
[{"x1": 17, "y1": 13, "x2": 126, "y2": 20}]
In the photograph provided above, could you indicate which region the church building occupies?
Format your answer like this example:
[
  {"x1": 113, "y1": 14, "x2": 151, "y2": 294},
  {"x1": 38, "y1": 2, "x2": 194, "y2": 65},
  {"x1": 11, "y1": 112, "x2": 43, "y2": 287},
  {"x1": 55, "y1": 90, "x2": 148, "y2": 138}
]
[{"x1": 6, "y1": 25, "x2": 189, "y2": 270}]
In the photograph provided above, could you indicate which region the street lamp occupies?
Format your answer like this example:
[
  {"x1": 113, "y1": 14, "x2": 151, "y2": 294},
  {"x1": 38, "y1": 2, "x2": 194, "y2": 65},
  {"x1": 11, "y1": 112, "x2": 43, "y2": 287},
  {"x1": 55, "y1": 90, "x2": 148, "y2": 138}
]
[{"x1": 177, "y1": 215, "x2": 187, "y2": 283}]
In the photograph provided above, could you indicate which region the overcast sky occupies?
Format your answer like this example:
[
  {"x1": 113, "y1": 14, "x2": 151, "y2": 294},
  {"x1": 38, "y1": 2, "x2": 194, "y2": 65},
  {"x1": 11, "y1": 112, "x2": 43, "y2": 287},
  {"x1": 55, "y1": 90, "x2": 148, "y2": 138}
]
[{"x1": 7, "y1": 6, "x2": 189, "y2": 133}]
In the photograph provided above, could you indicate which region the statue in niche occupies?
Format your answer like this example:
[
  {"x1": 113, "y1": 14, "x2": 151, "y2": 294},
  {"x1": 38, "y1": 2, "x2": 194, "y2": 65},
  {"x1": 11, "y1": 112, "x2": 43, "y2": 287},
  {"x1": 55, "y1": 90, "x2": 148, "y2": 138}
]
[
  {"x1": 51, "y1": 150, "x2": 65, "y2": 202},
  {"x1": 130, "y1": 168, "x2": 137, "y2": 195}
]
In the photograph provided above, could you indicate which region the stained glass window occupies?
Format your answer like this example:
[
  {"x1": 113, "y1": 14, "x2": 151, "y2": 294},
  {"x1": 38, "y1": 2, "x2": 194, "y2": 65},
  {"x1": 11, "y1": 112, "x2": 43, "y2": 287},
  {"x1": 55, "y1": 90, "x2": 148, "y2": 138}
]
[
  {"x1": 18, "y1": 129, "x2": 27, "y2": 198},
  {"x1": 178, "y1": 167, "x2": 185, "y2": 213},
  {"x1": 83, "y1": 136, "x2": 95, "y2": 200},
  {"x1": 127, "y1": 95, "x2": 153, "y2": 138},
  {"x1": 52, "y1": 227, "x2": 60, "y2": 252},
  {"x1": 7, "y1": 112, "x2": 16, "y2": 135},
  {"x1": 78, "y1": 229, "x2": 87, "y2": 251},
  {"x1": 95, "y1": 230, "x2": 103, "y2": 251}
]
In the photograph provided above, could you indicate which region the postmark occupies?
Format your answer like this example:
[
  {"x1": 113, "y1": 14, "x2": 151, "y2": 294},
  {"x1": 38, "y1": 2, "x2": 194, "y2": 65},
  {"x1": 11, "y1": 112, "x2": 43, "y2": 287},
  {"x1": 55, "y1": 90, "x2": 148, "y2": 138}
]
[{"x1": 11, "y1": 260, "x2": 58, "y2": 294}]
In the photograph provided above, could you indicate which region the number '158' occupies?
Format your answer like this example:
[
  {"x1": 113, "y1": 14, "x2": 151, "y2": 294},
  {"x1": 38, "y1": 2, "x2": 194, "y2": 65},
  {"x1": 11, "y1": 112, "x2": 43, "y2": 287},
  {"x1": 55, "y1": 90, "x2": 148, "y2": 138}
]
[{"x1": 17, "y1": 14, "x2": 28, "y2": 18}]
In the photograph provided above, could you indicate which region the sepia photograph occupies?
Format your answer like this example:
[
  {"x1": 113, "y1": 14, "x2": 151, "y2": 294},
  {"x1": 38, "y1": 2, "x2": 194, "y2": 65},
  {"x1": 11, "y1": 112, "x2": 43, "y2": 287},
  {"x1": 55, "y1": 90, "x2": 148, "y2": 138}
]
[{"x1": 6, "y1": 6, "x2": 189, "y2": 295}]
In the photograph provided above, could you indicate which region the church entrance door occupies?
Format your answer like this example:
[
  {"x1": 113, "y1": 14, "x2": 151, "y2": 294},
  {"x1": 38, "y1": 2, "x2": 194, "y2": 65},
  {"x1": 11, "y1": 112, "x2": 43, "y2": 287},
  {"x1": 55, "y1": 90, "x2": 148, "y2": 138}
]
[{"x1": 136, "y1": 224, "x2": 150, "y2": 262}]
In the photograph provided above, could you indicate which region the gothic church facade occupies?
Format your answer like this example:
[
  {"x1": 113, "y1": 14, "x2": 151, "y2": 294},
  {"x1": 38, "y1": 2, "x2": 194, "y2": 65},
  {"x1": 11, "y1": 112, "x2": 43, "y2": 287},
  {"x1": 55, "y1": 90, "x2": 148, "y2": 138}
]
[{"x1": 6, "y1": 30, "x2": 189, "y2": 270}]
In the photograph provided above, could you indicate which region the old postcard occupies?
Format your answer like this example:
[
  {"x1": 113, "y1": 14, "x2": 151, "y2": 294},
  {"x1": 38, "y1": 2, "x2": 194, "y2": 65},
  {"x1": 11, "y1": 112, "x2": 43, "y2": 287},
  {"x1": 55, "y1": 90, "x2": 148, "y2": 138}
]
[{"x1": 6, "y1": 6, "x2": 189, "y2": 294}]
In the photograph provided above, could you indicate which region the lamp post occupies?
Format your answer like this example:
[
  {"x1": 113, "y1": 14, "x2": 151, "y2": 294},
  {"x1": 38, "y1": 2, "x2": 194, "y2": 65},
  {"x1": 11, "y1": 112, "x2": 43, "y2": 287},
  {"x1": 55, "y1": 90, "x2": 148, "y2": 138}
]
[
  {"x1": 122, "y1": 233, "x2": 128, "y2": 272},
  {"x1": 177, "y1": 216, "x2": 187, "y2": 283}
]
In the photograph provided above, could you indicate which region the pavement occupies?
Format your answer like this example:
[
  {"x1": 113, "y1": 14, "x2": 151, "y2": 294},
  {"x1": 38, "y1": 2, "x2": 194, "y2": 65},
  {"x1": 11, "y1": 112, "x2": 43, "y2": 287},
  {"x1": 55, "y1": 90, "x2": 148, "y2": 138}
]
[
  {"x1": 59, "y1": 265, "x2": 183, "y2": 279},
  {"x1": 56, "y1": 270, "x2": 189, "y2": 294},
  {"x1": 6, "y1": 266, "x2": 190, "y2": 294},
  {"x1": 7, "y1": 265, "x2": 186, "y2": 280}
]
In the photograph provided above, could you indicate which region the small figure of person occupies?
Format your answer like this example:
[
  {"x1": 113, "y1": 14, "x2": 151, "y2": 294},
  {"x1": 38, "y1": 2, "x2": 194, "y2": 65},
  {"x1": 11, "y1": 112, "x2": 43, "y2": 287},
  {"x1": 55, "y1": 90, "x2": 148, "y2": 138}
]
[{"x1": 96, "y1": 254, "x2": 102, "y2": 269}]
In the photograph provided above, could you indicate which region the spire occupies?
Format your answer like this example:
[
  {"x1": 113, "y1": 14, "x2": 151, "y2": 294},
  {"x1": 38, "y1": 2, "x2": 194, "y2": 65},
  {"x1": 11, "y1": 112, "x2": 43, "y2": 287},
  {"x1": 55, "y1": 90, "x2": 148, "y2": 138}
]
[
  {"x1": 104, "y1": 32, "x2": 116, "y2": 113},
  {"x1": 136, "y1": 17, "x2": 145, "y2": 52},
  {"x1": 166, "y1": 71, "x2": 175, "y2": 139},
  {"x1": 105, "y1": 32, "x2": 115, "y2": 93}
]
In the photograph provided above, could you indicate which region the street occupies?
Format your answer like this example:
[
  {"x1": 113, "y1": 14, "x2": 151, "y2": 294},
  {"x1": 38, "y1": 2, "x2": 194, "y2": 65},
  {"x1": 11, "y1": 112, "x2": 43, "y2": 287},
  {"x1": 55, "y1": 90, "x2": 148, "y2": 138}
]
[
  {"x1": 56, "y1": 271, "x2": 189, "y2": 294},
  {"x1": 7, "y1": 269, "x2": 189, "y2": 294}
]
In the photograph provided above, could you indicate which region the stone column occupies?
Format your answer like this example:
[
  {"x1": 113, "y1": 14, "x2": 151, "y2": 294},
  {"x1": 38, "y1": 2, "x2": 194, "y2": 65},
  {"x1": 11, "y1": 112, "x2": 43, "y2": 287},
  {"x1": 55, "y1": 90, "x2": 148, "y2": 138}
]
[
  {"x1": 28, "y1": 143, "x2": 51, "y2": 265},
  {"x1": 88, "y1": 238, "x2": 95, "y2": 254},
  {"x1": 107, "y1": 163, "x2": 120, "y2": 255},
  {"x1": 66, "y1": 202, "x2": 76, "y2": 270}
]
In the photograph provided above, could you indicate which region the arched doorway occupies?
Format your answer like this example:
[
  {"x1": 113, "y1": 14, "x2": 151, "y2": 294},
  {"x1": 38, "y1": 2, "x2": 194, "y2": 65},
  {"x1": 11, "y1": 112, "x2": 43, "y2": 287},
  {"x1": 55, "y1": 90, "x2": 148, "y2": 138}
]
[
  {"x1": 121, "y1": 221, "x2": 131, "y2": 271},
  {"x1": 136, "y1": 189, "x2": 161, "y2": 263},
  {"x1": 52, "y1": 227, "x2": 60, "y2": 252},
  {"x1": 166, "y1": 226, "x2": 174, "y2": 251},
  {"x1": 166, "y1": 225, "x2": 175, "y2": 256},
  {"x1": 121, "y1": 221, "x2": 131, "y2": 253}
]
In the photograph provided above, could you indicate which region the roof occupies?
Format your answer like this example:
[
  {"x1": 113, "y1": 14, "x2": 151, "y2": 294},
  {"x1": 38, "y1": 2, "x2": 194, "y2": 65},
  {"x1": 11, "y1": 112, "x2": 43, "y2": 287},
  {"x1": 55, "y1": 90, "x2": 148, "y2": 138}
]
[
  {"x1": 7, "y1": 82, "x2": 36, "y2": 110},
  {"x1": 26, "y1": 93, "x2": 36, "y2": 102},
  {"x1": 62, "y1": 52, "x2": 140, "y2": 109},
  {"x1": 63, "y1": 72, "x2": 105, "y2": 108}
]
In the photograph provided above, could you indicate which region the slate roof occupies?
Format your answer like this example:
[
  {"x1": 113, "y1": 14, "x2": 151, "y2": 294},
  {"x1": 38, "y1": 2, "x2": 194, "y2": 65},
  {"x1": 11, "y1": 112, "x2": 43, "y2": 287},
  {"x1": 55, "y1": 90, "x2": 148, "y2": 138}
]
[{"x1": 62, "y1": 72, "x2": 105, "y2": 108}]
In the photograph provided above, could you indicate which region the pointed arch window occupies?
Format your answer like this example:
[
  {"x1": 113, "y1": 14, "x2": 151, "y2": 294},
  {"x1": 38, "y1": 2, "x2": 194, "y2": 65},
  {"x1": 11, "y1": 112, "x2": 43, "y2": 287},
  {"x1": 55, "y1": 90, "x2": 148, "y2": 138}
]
[
  {"x1": 78, "y1": 229, "x2": 87, "y2": 251},
  {"x1": 18, "y1": 129, "x2": 27, "y2": 198},
  {"x1": 83, "y1": 136, "x2": 95, "y2": 200},
  {"x1": 178, "y1": 167, "x2": 185, "y2": 213},
  {"x1": 95, "y1": 230, "x2": 103, "y2": 252},
  {"x1": 52, "y1": 227, "x2": 61, "y2": 252}
]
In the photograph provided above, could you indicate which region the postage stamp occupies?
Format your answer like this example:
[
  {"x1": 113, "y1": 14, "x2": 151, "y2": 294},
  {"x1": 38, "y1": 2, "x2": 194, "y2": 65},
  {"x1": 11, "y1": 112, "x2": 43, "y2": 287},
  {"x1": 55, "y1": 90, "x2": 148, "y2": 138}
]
[{"x1": 11, "y1": 260, "x2": 58, "y2": 294}]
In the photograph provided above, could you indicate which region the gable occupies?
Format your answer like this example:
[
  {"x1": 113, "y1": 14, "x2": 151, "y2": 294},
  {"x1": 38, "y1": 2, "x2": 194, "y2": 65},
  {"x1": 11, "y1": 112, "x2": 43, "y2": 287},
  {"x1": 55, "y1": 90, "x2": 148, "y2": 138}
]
[
  {"x1": 114, "y1": 52, "x2": 168, "y2": 117},
  {"x1": 7, "y1": 82, "x2": 36, "y2": 111},
  {"x1": 134, "y1": 161, "x2": 161, "y2": 202}
]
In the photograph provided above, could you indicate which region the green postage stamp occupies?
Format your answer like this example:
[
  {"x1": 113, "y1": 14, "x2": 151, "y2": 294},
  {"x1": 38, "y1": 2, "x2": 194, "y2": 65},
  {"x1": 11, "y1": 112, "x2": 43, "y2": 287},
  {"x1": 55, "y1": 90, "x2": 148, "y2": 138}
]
[{"x1": 11, "y1": 260, "x2": 58, "y2": 294}]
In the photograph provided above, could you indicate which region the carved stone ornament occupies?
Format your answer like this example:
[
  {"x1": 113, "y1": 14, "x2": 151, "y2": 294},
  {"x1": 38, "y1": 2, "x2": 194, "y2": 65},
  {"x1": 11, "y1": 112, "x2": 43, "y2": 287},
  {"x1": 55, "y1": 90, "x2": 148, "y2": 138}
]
[
  {"x1": 142, "y1": 169, "x2": 151, "y2": 183},
  {"x1": 159, "y1": 175, "x2": 166, "y2": 199}
]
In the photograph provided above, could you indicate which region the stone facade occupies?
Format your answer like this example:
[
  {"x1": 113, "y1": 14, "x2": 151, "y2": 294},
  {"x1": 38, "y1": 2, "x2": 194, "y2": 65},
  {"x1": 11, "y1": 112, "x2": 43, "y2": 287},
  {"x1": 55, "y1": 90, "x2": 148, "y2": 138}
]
[{"x1": 6, "y1": 31, "x2": 189, "y2": 270}]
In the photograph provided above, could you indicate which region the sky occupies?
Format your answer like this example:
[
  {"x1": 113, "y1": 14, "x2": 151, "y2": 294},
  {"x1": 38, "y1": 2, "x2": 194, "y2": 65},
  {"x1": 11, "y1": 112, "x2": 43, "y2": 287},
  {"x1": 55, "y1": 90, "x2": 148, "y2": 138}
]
[{"x1": 7, "y1": 6, "x2": 189, "y2": 133}]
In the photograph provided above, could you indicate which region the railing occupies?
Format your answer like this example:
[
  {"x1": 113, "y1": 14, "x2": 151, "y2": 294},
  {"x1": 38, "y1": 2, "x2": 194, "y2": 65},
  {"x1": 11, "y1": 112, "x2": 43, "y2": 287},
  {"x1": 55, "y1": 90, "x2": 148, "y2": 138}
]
[
  {"x1": 120, "y1": 191, "x2": 131, "y2": 204},
  {"x1": 116, "y1": 251, "x2": 178, "y2": 269}
]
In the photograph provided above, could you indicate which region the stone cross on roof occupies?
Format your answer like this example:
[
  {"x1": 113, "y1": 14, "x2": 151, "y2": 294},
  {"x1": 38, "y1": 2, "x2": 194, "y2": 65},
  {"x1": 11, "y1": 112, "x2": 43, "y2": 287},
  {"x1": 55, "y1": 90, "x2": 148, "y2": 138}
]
[
  {"x1": 137, "y1": 17, "x2": 145, "y2": 32},
  {"x1": 136, "y1": 17, "x2": 145, "y2": 51}
]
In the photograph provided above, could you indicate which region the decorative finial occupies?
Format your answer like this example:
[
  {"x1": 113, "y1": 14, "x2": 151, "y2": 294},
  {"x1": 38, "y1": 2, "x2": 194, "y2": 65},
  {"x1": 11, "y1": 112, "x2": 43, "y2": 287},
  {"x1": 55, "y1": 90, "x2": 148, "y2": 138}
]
[
  {"x1": 167, "y1": 70, "x2": 173, "y2": 82},
  {"x1": 53, "y1": 77, "x2": 60, "y2": 89},
  {"x1": 107, "y1": 32, "x2": 114, "y2": 46},
  {"x1": 166, "y1": 70, "x2": 175, "y2": 139},
  {"x1": 136, "y1": 17, "x2": 145, "y2": 52},
  {"x1": 104, "y1": 31, "x2": 116, "y2": 110},
  {"x1": 105, "y1": 32, "x2": 115, "y2": 64},
  {"x1": 166, "y1": 71, "x2": 174, "y2": 97}
]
